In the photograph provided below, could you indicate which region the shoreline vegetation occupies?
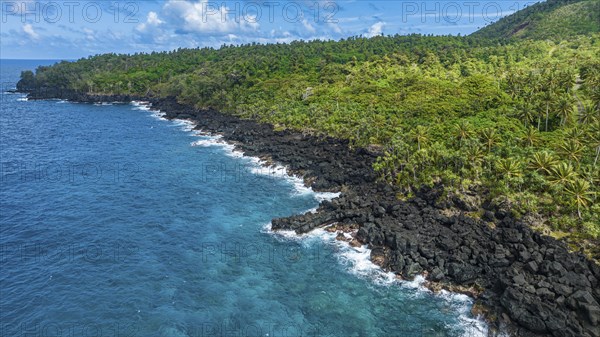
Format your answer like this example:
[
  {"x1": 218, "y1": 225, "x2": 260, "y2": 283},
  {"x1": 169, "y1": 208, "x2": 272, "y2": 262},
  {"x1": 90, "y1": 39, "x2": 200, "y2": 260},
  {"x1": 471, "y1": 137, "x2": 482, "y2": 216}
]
[
  {"x1": 13, "y1": 0, "x2": 600, "y2": 241},
  {"x1": 16, "y1": 34, "x2": 600, "y2": 255},
  {"x1": 13, "y1": 1, "x2": 600, "y2": 334}
]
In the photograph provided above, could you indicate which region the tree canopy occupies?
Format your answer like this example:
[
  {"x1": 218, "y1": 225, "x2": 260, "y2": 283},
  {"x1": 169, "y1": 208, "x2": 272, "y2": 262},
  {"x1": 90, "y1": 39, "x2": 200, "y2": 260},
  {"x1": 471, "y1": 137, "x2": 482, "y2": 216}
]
[{"x1": 19, "y1": 28, "x2": 600, "y2": 254}]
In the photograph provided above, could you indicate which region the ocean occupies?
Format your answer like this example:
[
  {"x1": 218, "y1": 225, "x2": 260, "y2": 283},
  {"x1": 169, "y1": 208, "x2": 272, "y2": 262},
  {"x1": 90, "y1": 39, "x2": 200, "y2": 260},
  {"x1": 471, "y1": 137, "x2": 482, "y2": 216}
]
[{"x1": 0, "y1": 59, "x2": 487, "y2": 337}]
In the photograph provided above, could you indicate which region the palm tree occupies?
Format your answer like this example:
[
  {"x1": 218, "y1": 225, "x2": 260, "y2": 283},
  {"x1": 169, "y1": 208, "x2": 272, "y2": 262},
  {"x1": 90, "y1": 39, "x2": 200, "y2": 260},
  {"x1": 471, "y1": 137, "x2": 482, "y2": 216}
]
[
  {"x1": 589, "y1": 122, "x2": 600, "y2": 167},
  {"x1": 464, "y1": 143, "x2": 484, "y2": 179},
  {"x1": 590, "y1": 86, "x2": 600, "y2": 110},
  {"x1": 412, "y1": 148, "x2": 432, "y2": 173},
  {"x1": 506, "y1": 71, "x2": 525, "y2": 98},
  {"x1": 564, "y1": 179, "x2": 595, "y2": 219},
  {"x1": 480, "y1": 128, "x2": 501, "y2": 152},
  {"x1": 558, "y1": 139, "x2": 584, "y2": 163},
  {"x1": 454, "y1": 121, "x2": 473, "y2": 147},
  {"x1": 541, "y1": 89, "x2": 556, "y2": 131},
  {"x1": 496, "y1": 157, "x2": 523, "y2": 188},
  {"x1": 549, "y1": 162, "x2": 577, "y2": 186},
  {"x1": 529, "y1": 151, "x2": 558, "y2": 175},
  {"x1": 410, "y1": 125, "x2": 429, "y2": 151},
  {"x1": 558, "y1": 68, "x2": 576, "y2": 93},
  {"x1": 565, "y1": 127, "x2": 586, "y2": 144},
  {"x1": 517, "y1": 103, "x2": 536, "y2": 127},
  {"x1": 578, "y1": 102, "x2": 599, "y2": 125},
  {"x1": 520, "y1": 126, "x2": 540, "y2": 147},
  {"x1": 556, "y1": 95, "x2": 574, "y2": 126},
  {"x1": 580, "y1": 165, "x2": 600, "y2": 186}
]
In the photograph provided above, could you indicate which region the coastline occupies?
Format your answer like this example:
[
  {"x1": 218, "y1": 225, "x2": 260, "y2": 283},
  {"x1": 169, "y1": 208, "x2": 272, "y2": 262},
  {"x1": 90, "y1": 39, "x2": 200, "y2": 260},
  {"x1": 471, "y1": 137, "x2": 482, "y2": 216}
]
[
  {"x1": 138, "y1": 99, "x2": 492, "y2": 336},
  {"x1": 24, "y1": 93, "x2": 600, "y2": 337}
]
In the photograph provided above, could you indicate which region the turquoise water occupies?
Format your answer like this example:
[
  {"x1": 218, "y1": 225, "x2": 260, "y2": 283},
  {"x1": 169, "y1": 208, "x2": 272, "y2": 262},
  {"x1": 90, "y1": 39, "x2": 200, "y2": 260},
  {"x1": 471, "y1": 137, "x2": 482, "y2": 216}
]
[{"x1": 0, "y1": 60, "x2": 486, "y2": 337}]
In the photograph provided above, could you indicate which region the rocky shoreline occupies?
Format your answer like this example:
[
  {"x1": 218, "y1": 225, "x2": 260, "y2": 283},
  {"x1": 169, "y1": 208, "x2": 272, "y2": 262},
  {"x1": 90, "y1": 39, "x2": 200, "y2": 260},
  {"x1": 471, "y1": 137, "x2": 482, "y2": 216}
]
[{"x1": 26, "y1": 92, "x2": 600, "y2": 337}]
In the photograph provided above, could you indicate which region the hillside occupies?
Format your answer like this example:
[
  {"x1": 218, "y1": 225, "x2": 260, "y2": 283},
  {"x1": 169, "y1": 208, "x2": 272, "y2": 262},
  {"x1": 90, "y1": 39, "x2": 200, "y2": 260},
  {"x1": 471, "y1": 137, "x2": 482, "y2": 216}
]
[
  {"x1": 473, "y1": 0, "x2": 600, "y2": 40},
  {"x1": 13, "y1": 0, "x2": 600, "y2": 333},
  {"x1": 17, "y1": 33, "x2": 600, "y2": 258},
  {"x1": 15, "y1": 0, "x2": 600, "y2": 259}
]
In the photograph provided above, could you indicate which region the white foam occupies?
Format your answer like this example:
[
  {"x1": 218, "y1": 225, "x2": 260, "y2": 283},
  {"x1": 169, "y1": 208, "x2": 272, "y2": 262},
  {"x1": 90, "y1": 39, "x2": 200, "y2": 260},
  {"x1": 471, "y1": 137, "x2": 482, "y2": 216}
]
[
  {"x1": 186, "y1": 125, "x2": 339, "y2": 201},
  {"x1": 131, "y1": 100, "x2": 150, "y2": 107},
  {"x1": 133, "y1": 105, "x2": 151, "y2": 111},
  {"x1": 261, "y1": 222, "x2": 300, "y2": 241},
  {"x1": 191, "y1": 138, "x2": 215, "y2": 147},
  {"x1": 315, "y1": 191, "x2": 341, "y2": 202},
  {"x1": 17, "y1": 97, "x2": 28, "y2": 102},
  {"x1": 435, "y1": 290, "x2": 489, "y2": 337},
  {"x1": 305, "y1": 206, "x2": 319, "y2": 214},
  {"x1": 250, "y1": 163, "x2": 288, "y2": 179},
  {"x1": 131, "y1": 100, "x2": 152, "y2": 111},
  {"x1": 191, "y1": 137, "x2": 224, "y2": 148},
  {"x1": 457, "y1": 313, "x2": 488, "y2": 337},
  {"x1": 400, "y1": 274, "x2": 427, "y2": 290},
  {"x1": 264, "y1": 222, "x2": 490, "y2": 335},
  {"x1": 327, "y1": 233, "x2": 400, "y2": 287},
  {"x1": 263, "y1": 222, "x2": 397, "y2": 286},
  {"x1": 227, "y1": 150, "x2": 245, "y2": 158},
  {"x1": 171, "y1": 119, "x2": 195, "y2": 132},
  {"x1": 338, "y1": 243, "x2": 398, "y2": 285},
  {"x1": 190, "y1": 136, "x2": 236, "y2": 154},
  {"x1": 191, "y1": 129, "x2": 208, "y2": 137},
  {"x1": 150, "y1": 111, "x2": 340, "y2": 212},
  {"x1": 150, "y1": 110, "x2": 167, "y2": 120},
  {"x1": 130, "y1": 100, "x2": 167, "y2": 121},
  {"x1": 246, "y1": 159, "x2": 340, "y2": 201}
]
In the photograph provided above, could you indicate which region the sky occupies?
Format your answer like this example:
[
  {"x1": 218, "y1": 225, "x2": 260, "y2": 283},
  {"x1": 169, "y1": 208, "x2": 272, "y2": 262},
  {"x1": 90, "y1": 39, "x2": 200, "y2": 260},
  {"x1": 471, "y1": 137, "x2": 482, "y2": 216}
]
[{"x1": 0, "y1": 0, "x2": 542, "y2": 59}]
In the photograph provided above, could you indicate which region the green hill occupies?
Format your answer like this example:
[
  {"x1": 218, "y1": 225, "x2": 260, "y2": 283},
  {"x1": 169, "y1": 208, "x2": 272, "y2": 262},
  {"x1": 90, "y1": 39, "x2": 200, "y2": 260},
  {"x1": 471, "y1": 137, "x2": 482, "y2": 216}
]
[
  {"x1": 473, "y1": 0, "x2": 600, "y2": 40},
  {"x1": 17, "y1": 0, "x2": 600, "y2": 253}
]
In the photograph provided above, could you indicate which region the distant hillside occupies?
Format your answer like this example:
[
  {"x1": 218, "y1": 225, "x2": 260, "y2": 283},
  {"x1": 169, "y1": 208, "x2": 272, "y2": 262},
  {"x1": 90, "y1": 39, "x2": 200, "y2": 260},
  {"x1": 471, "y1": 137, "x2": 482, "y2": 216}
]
[{"x1": 473, "y1": 0, "x2": 600, "y2": 40}]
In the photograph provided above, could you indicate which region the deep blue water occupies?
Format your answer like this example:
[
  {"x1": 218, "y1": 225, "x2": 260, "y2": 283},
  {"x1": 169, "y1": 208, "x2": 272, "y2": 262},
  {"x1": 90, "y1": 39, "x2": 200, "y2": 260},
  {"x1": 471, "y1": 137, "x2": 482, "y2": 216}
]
[{"x1": 0, "y1": 59, "x2": 487, "y2": 337}]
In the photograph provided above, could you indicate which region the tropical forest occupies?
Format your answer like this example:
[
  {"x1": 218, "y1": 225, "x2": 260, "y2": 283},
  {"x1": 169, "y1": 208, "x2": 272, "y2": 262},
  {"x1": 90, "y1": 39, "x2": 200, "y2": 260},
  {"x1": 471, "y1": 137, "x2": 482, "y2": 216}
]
[{"x1": 18, "y1": 0, "x2": 600, "y2": 257}]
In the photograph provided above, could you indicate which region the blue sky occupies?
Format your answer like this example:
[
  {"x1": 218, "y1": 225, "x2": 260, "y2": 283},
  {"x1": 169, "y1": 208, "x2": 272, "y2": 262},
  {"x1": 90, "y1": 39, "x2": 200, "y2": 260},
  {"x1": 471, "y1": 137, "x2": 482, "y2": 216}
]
[{"x1": 0, "y1": 0, "x2": 541, "y2": 59}]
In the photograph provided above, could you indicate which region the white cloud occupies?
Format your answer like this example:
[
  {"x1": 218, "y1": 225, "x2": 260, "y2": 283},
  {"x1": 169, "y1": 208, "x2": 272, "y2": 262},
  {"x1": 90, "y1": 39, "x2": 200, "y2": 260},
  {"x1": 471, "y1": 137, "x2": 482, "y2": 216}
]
[
  {"x1": 366, "y1": 21, "x2": 385, "y2": 37},
  {"x1": 328, "y1": 22, "x2": 343, "y2": 34},
  {"x1": 23, "y1": 24, "x2": 39, "y2": 39},
  {"x1": 147, "y1": 11, "x2": 164, "y2": 25},
  {"x1": 137, "y1": 11, "x2": 164, "y2": 32},
  {"x1": 83, "y1": 28, "x2": 95, "y2": 41},
  {"x1": 162, "y1": 0, "x2": 259, "y2": 36},
  {"x1": 302, "y1": 19, "x2": 316, "y2": 34}
]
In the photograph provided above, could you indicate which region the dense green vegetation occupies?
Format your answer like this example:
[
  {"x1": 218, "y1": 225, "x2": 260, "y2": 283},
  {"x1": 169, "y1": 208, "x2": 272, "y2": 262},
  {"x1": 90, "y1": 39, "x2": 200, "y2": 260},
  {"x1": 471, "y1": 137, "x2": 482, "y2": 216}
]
[
  {"x1": 474, "y1": 0, "x2": 600, "y2": 40},
  {"x1": 19, "y1": 7, "x2": 600, "y2": 254}
]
